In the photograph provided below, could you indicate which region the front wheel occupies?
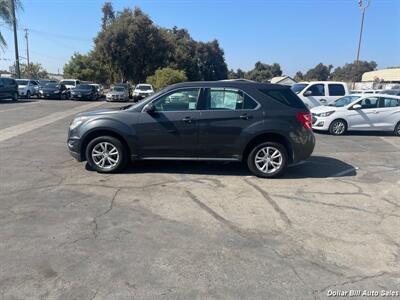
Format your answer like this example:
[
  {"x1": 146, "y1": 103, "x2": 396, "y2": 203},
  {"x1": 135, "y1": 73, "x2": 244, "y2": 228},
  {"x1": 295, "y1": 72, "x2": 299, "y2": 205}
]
[
  {"x1": 247, "y1": 142, "x2": 288, "y2": 178},
  {"x1": 394, "y1": 122, "x2": 400, "y2": 137},
  {"x1": 329, "y1": 119, "x2": 347, "y2": 135},
  {"x1": 12, "y1": 92, "x2": 18, "y2": 101},
  {"x1": 26, "y1": 91, "x2": 31, "y2": 99},
  {"x1": 86, "y1": 136, "x2": 127, "y2": 173}
]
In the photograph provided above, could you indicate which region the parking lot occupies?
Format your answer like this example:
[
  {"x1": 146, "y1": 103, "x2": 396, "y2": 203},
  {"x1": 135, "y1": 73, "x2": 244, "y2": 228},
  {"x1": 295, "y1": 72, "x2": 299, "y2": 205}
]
[{"x1": 0, "y1": 98, "x2": 399, "y2": 299}]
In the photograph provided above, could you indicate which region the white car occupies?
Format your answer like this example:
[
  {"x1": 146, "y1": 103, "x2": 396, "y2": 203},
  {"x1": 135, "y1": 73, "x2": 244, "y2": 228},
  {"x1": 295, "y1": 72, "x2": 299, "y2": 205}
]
[
  {"x1": 311, "y1": 94, "x2": 400, "y2": 135},
  {"x1": 291, "y1": 81, "x2": 349, "y2": 108},
  {"x1": 106, "y1": 86, "x2": 129, "y2": 102},
  {"x1": 133, "y1": 84, "x2": 154, "y2": 101},
  {"x1": 16, "y1": 79, "x2": 39, "y2": 98},
  {"x1": 60, "y1": 79, "x2": 80, "y2": 90}
]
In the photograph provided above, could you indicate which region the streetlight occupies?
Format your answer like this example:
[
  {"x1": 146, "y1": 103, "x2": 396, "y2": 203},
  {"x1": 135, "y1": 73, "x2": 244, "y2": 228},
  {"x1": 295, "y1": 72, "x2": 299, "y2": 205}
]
[{"x1": 353, "y1": 0, "x2": 370, "y2": 88}]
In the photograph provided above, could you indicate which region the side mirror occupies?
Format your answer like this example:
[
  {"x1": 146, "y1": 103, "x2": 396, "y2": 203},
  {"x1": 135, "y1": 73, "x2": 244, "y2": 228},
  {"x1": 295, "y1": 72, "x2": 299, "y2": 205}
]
[
  {"x1": 143, "y1": 103, "x2": 155, "y2": 113},
  {"x1": 352, "y1": 104, "x2": 362, "y2": 110},
  {"x1": 303, "y1": 90, "x2": 312, "y2": 97}
]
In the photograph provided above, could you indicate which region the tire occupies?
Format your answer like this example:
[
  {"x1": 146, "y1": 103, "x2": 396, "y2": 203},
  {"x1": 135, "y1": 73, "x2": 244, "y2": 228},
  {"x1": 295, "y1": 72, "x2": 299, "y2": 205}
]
[
  {"x1": 247, "y1": 142, "x2": 288, "y2": 178},
  {"x1": 86, "y1": 136, "x2": 127, "y2": 173},
  {"x1": 394, "y1": 122, "x2": 400, "y2": 137},
  {"x1": 329, "y1": 119, "x2": 347, "y2": 135},
  {"x1": 12, "y1": 92, "x2": 18, "y2": 101},
  {"x1": 26, "y1": 91, "x2": 31, "y2": 99}
]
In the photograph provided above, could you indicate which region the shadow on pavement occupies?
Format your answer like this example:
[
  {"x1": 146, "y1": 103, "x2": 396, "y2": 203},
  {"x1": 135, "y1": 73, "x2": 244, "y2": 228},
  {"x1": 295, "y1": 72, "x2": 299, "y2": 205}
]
[
  {"x1": 87, "y1": 155, "x2": 357, "y2": 179},
  {"x1": 0, "y1": 99, "x2": 38, "y2": 104},
  {"x1": 314, "y1": 130, "x2": 394, "y2": 137}
]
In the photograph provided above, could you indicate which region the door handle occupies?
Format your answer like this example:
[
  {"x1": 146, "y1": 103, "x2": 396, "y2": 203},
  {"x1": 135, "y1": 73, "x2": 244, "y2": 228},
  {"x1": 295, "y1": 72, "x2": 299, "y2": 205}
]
[
  {"x1": 320, "y1": 99, "x2": 327, "y2": 103},
  {"x1": 182, "y1": 116, "x2": 192, "y2": 123},
  {"x1": 240, "y1": 114, "x2": 249, "y2": 120}
]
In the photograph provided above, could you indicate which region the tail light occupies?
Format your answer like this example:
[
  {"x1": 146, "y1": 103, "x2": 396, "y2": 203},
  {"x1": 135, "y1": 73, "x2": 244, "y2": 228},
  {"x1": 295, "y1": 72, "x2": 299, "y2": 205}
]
[{"x1": 296, "y1": 112, "x2": 312, "y2": 130}]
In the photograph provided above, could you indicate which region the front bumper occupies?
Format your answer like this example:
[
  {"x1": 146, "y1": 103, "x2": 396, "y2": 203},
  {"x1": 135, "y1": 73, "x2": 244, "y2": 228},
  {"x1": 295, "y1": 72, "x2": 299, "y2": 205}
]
[
  {"x1": 67, "y1": 137, "x2": 83, "y2": 161},
  {"x1": 71, "y1": 94, "x2": 93, "y2": 100},
  {"x1": 311, "y1": 115, "x2": 331, "y2": 131}
]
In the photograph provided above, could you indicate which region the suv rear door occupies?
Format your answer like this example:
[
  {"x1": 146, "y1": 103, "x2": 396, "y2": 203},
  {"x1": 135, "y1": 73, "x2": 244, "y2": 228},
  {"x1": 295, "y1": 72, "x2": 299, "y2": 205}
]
[
  {"x1": 136, "y1": 88, "x2": 202, "y2": 158},
  {"x1": 197, "y1": 87, "x2": 262, "y2": 159}
]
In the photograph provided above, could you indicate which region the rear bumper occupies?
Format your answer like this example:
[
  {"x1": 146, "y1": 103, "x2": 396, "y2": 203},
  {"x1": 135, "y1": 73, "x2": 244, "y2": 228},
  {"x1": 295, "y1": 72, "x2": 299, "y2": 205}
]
[{"x1": 291, "y1": 129, "x2": 315, "y2": 163}]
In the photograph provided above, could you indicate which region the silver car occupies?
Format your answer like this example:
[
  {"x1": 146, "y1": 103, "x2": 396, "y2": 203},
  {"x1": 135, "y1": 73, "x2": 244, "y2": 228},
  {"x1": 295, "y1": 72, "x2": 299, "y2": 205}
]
[{"x1": 106, "y1": 86, "x2": 129, "y2": 102}]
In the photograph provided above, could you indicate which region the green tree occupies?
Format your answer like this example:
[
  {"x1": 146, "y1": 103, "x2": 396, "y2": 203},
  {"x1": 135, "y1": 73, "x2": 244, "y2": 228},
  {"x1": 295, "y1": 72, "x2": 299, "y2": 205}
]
[
  {"x1": 303, "y1": 63, "x2": 333, "y2": 81},
  {"x1": 195, "y1": 40, "x2": 228, "y2": 81},
  {"x1": 330, "y1": 61, "x2": 377, "y2": 82},
  {"x1": 101, "y1": 2, "x2": 115, "y2": 30},
  {"x1": 63, "y1": 52, "x2": 110, "y2": 84},
  {"x1": 228, "y1": 68, "x2": 245, "y2": 79},
  {"x1": 245, "y1": 62, "x2": 282, "y2": 83},
  {"x1": 146, "y1": 67, "x2": 187, "y2": 90},
  {"x1": 20, "y1": 62, "x2": 48, "y2": 79},
  {"x1": 95, "y1": 7, "x2": 172, "y2": 83},
  {"x1": 293, "y1": 71, "x2": 304, "y2": 82},
  {"x1": 0, "y1": 0, "x2": 22, "y2": 48}
]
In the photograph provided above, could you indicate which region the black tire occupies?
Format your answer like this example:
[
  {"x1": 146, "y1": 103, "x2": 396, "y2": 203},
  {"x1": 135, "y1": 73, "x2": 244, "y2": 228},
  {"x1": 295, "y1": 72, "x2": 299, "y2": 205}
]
[
  {"x1": 394, "y1": 122, "x2": 400, "y2": 137},
  {"x1": 247, "y1": 142, "x2": 288, "y2": 178},
  {"x1": 86, "y1": 136, "x2": 127, "y2": 173},
  {"x1": 26, "y1": 91, "x2": 31, "y2": 99},
  {"x1": 329, "y1": 119, "x2": 347, "y2": 135},
  {"x1": 12, "y1": 92, "x2": 18, "y2": 101}
]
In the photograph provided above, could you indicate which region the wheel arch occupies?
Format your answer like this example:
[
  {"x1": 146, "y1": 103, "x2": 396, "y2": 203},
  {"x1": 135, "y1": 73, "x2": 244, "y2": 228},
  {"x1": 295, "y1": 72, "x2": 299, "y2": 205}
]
[{"x1": 242, "y1": 132, "x2": 293, "y2": 163}]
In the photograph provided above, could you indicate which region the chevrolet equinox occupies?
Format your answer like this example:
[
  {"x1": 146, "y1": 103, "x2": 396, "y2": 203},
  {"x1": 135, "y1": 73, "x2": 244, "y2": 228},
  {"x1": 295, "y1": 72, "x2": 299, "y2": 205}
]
[{"x1": 68, "y1": 81, "x2": 315, "y2": 178}]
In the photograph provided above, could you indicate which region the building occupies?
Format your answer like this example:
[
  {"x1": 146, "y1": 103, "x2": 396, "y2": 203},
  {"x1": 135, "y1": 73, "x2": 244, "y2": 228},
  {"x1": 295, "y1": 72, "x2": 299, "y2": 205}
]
[
  {"x1": 270, "y1": 76, "x2": 296, "y2": 86},
  {"x1": 362, "y1": 68, "x2": 400, "y2": 83}
]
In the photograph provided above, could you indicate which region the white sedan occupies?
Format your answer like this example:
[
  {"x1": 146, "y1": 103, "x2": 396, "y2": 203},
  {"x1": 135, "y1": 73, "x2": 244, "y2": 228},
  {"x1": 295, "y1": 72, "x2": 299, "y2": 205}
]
[{"x1": 311, "y1": 94, "x2": 400, "y2": 136}]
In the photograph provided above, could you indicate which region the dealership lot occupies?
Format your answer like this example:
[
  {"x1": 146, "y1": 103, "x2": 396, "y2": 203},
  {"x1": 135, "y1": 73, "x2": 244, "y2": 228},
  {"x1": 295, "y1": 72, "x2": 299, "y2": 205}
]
[{"x1": 0, "y1": 99, "x2": 399, "y2": 299}]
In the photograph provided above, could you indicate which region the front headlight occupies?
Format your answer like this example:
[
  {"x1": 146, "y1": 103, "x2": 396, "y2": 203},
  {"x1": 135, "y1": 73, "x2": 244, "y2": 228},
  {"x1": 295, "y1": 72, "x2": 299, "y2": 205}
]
[
  {"x1": 317, "y1": 111, "x2": 335, "y2": 117},
  {"x1": 69, "y1": 116, "x2": 89, "y2": 130},
  {"x1": 54, "y1": 90, "x2": 60, "y2": 94}
]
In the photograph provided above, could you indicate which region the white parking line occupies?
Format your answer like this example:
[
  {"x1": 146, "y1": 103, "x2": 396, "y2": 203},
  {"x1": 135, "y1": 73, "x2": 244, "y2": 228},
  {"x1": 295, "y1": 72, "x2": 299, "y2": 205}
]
[
  {"x1": 0, "y1": 102, "x2": 103, "y2": 143},
  {"x1": 380, "y1": 137, "x2": 400, "y2": 150}
]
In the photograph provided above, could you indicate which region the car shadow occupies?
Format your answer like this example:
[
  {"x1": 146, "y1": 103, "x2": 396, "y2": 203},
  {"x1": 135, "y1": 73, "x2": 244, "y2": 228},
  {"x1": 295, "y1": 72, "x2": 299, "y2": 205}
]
[
  {"x1": 87, "y1": 155, "x2": 356, "y2": 179},
  {"x1": 314, "y1": 130, "x2": 394, "y2": 137},
  {"x1": 0, "y1": 99, "x2": 38, "y2": 104}
]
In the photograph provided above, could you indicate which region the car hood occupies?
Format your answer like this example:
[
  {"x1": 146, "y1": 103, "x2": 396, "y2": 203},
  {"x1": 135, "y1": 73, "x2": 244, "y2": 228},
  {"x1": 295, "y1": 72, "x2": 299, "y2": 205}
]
[
  {"x1": 42, "y1": 88, "x2": 59, "y2": 92},
  {"x1": 108, "y1": 92, "x2": 125, "y2": 96},
  {"x1": 73, "y1": 89, "x2": 92, "y2": 93},
  {"x1": 75, "y1": 108, "x2": 121, "y2": 118},
  {"x1": 135, "y1": 90, "x2": 152, "y2": 93}
]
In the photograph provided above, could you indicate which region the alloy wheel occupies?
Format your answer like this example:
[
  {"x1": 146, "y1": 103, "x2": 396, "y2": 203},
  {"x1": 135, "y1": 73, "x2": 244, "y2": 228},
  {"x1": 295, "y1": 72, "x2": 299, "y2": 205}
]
[
  {"x1": 254, "y1": 146, "x2": 283, "y2": 174},
  {"x1": 91, "y1": 142, "x2": 120, "y2": 169},
  {"x1": 332, "y1": 121, "x2": 345, "y2": 135}
]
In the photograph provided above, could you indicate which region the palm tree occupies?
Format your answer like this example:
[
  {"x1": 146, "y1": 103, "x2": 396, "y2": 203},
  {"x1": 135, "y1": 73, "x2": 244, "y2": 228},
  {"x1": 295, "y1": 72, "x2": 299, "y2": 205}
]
[{"x1": 0, "y1": 0, "x2": 22, "y2": 49}]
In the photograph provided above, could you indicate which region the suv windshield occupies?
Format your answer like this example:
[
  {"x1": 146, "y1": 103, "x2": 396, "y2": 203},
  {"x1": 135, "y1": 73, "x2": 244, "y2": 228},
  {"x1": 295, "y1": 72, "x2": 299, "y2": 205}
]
[
  {"x1": 328, "y1": 95, "x2": 360, "y2": 107},
  {"x1": 76, "y1": 84, "x2": 92, "y2": 90},
  {"x1": 44, "y1": 83, "x2": 59, "y2": 88},
  {"x1": 291, "y1": 83, "x2": 308, "y2": 94},
  {"x1": 61, "y1": 81, "x2": 75, "y2": 86},
  {"x1": 136, "y1": 85, "x2": 152, "y2": 91},
  {"x1": 16, "y1": 80, "x2": 29, "y2": 86},
  {"x1": 112, "y1": 87, "x2": 125, "y2": 92}
]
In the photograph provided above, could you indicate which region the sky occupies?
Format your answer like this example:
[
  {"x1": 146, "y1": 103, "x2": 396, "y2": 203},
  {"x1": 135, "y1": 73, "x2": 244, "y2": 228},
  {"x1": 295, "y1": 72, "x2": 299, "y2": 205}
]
[{"x1": 0, "y1": 0, "x2": 399, "y2": 76}]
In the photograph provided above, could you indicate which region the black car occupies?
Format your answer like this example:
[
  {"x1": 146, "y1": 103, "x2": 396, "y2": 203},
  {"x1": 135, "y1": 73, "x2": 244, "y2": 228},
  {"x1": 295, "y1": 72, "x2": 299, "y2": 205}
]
[
  {"x1": 40, "y1": 83, "x2": 69, "y2": 100},
  {"x1": 0, "y1": 78, "x2": 18, "y2": 101},
  {"x1": 67, "y1": 81, "x2": 315, "y2": 178},
  {"x1": 70, "y1": 84, "x2": 98, "y2": 100}
]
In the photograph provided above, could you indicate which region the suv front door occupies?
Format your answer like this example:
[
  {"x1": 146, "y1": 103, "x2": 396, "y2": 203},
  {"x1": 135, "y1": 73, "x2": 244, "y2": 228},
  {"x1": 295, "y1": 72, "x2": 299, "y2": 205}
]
[
  {"x1": 136, "y1": 88, "x2": 201, "y2": 158},
  {"x1": 197, "y1": 87, "x2": 262, "y2": 159}
]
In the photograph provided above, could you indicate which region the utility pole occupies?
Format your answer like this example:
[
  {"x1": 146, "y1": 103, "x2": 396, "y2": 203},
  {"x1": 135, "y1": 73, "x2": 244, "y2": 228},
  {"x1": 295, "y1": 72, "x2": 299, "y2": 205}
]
[
  {"x1": 353, "y1": 0, "x2": 370, "y2": 88},
  {"x1": 24, "y1": 28, "x2": 30, "y2": 67},
  {"x1": 11, "y1": 0, "x2": 20, "y2": 78}
]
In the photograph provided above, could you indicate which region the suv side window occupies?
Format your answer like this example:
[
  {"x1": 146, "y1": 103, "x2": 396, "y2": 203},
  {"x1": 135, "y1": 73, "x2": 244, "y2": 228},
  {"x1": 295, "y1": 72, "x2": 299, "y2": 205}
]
[
  {"x1": 305, "y1": 84, "x2": 325, "y2": 96},
  {"x1": 154, "y1": 88, "x2": 200, "y2": 112},
  {"x1": 328, "y1": 84, "x2": 345, "y2": 96},
  {"x1": 359, "y1": 97, "x2": 378, "y2": 109},
  {"x1": 381, "y1": 97, "x2": 399, "y2": 108},
  {"x1": 206, "y1": 88, "x2": 257, "y2": 110}
]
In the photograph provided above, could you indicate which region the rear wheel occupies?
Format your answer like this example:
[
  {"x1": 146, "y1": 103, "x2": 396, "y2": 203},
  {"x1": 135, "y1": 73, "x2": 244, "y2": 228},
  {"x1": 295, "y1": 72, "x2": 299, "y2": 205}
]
[
  {"x1": 26, "y1": 91, "x2": 31, "y2": 99},
  {"x1": 12, "y1": 92, "x2": 18, "y2": 101},
  {"x1": 247, "y1": 142, "x2": 288, "y2": 178},
  {"x1": 394, "y1": 122, "x2": 400, "y2": 136},
  {"x1": 86, "y1": 136, "x2": 127, "y2": 173},
  {"x1": 329, "y1": 119, "x2": 347, "y2": 135}
]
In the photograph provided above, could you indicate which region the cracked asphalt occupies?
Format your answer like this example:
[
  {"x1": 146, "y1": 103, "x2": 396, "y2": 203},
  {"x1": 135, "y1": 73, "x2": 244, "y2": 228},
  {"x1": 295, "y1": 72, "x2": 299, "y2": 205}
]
[{"x1": 0, "y1": 99, "x2": 399, "y2": 299}]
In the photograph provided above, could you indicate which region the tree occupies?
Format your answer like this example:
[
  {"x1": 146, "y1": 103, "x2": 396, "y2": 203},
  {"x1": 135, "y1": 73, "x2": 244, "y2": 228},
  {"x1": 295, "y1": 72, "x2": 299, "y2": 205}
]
[
  {"x1": 228, "y1": 68, "x2": 245, "y2": 79},
  {"x1": 20, "y1": 62, "x2": 48, "y2": 79},
  {"x1": 95, "y1": 7, "x2": 172, "y2": 83},
  {"x1": 146, "y1": 67, "x2": 187, "y2": 90},
  {"x1": 330, "y1": 60, "x2": 377, "y2": 82},
  {"x1": 303, "y1": 63, "x2": 333, "y2": 81},
  {"x1": 293, "y1": 71, "x2": 304, "y2": 82},
  {"x1": 63, "y1": 52, "x2": 110, "y2": 84},
  {"x1": 0, "y1": 0, "x2": 22, "y2": 48},
  {"x1": 195, "y1": 40, "x2": 228, "y2": 81},
  {"x1": 245, "y1": 61, "x2": 282, "y2": 83},
  {"x1": 101, "y1": 2, "x2": 115, "y2": 30}
]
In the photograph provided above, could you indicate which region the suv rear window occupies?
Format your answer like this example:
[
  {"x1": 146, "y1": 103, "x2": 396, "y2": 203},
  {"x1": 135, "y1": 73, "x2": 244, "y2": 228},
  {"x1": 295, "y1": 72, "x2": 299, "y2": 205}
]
[
  {"x1": 259, "y1": 89, "x2": 306, "y2": 108},
  {"x1": 328, "y1": 84, "x2": 345, "y2": 96}
]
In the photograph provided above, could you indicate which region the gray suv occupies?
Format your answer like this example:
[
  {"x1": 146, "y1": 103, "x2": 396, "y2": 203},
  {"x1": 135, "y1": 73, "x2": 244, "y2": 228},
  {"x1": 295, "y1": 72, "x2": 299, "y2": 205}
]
[{"x1": 68, "y1": 81, "x2": 315, "y2": 178}]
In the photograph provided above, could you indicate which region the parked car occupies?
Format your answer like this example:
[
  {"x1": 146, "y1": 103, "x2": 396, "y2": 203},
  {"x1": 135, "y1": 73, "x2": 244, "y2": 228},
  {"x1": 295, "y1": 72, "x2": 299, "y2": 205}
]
[
  {"x1": 90, "y1": 84, "x2": 104, "y2": 98},
  {"x1": 115, "y1": 83, "x2": 132, "y2": 98},
  {"x1": 291, "y1": 81, "x2": 349, "y2": 108},
  {"x1": 311, "y1": 94, "x2": 400, "y2": 135},
  {"x1": 350, "y1": 89, "x2": 382, "y2": 94},
  {"x1": 381, "y1": 89, "x2": 400, "y2": 96},
  {"x1": 0, "y1": 77, "x2": 18, "y2": 101},
  {"x1": 106, "y1": 86, "x2": 129, "y2": 102},
  {"x1": 70, "y1": 84, "x2": 98, "y2": 100},
  {"x1": 133, "y1": 84, "x2": 154, "y2": 101},
  {"x1": 60, "y1": 79, "x2": 80, "y2": 90},
  {"x1": 67, "y1": 81, "x2": 315, "y2": 177},
  {"x1": 39, "y1": 83, "x2": 70, "y2": 100},
  {"x1": 37, "y1": 79, "x2": 57, "y2": 89},
  {"x1": 16, "y1": 79, "x2": 39, "y2": 98}
]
